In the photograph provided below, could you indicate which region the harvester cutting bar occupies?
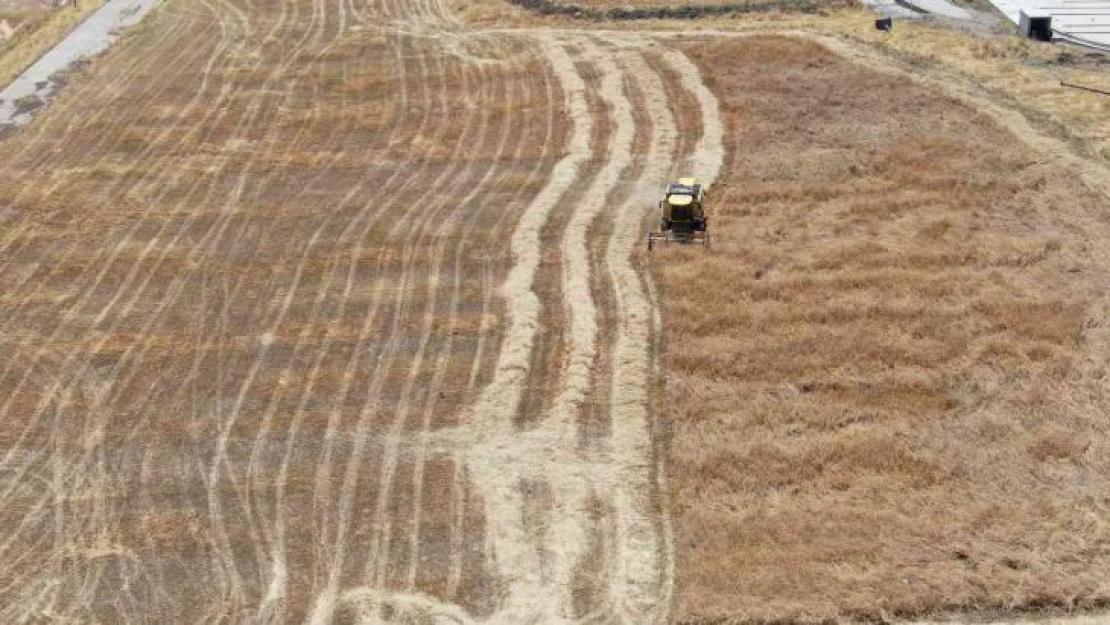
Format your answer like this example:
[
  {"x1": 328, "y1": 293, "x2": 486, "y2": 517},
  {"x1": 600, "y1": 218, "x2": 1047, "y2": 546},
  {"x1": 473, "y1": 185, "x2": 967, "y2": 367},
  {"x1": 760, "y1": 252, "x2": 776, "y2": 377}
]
[
  {"x1": 647, "y1": 176, "x2": 711, "y2": 251},
  {"x1": 647, "y1": 230, "x2": 710, "y2": 251}
]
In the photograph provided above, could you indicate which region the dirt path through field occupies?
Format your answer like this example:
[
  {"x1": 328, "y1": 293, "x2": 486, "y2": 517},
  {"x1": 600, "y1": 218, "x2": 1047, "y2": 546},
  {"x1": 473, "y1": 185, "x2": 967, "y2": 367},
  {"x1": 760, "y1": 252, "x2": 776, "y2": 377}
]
[{"x1": 0, "y1": 1, "x2": 724, "y2": 622}]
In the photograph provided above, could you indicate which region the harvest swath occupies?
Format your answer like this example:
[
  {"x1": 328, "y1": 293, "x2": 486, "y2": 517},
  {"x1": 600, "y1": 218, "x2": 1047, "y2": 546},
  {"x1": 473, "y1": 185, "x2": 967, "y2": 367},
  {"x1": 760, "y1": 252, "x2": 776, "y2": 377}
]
[{"x1": 0, "y1": 0, "x2": 723, "y2": 622}]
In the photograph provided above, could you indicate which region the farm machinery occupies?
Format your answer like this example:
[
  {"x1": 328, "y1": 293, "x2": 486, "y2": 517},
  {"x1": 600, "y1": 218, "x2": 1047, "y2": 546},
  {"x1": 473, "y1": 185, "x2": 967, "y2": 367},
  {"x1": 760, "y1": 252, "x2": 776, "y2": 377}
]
[{"x1": 647, "y1": 177, "x2": 710, "y2": 251}]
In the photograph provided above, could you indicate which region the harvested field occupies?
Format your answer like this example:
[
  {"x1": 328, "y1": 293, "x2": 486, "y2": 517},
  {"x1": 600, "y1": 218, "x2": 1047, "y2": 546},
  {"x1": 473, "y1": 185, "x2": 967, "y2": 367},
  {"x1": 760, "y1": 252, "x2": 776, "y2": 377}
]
[
  {"x1": 3, "y1": 0, "x2": 1110, "y2": 621},
  {"x1": 0, "y1": 0, "x2": 728, "y2": 622},
  {"x1": 665, "y1": 35, "x2": 1110, "y2": 623},
  {"x1": 498, "y1": 0, "x2": 846, "y2": 19}
]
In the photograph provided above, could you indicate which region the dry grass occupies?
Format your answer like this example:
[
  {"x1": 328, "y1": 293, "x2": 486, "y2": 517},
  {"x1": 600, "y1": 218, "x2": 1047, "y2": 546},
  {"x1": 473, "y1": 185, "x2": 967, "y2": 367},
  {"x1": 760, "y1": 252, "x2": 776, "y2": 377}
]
[
  {"x1": 722, "y1": 11, "x2": 1110, "y2": 160},
  {"x1": 553, "y1": 0, "x2": 843, "y2": 7},
  {"x1": 476, "y1": 2, "x2": 1109, "y2": 160},
  {"x1": 0, "y1": 0, "x2": 106, "y2": 89},
  {"x1": 663, "y1": 36, "x2": 1110, "y2": 623},
  {"x1": 452, "y1": 0, "x2": 538, "y2": 26},
  {"x1": 812, "y1": 13, "x2": 1110, "y2": 161},
  {"x1": 0, "y1": 2, "x2": 562, "y2": 617}
]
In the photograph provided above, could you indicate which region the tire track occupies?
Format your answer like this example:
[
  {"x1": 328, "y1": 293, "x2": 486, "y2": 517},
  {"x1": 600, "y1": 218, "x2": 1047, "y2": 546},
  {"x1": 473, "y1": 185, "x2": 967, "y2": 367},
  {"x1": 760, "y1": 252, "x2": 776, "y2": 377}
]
[
  {"x1": 0, "y1": 5, "x2": 249, "y2": 601},
  {"x1": 602, "y1": 49, "x2": 678, "y2": 625},
  {"x1": 0, "y1": 0, "x2": 248, "y2": 290},
  {"x1": 303, "y1": 27, "x2": 495, "y2": 624},
  {"x1": 531, "y1": 41, "x2": 637, "y2": 620},
  {"x1": 246, "y1": 31, "x2": 418, "y2": 624},
  {"x1": 459, "y1": 33, "x2": 593, "y2": 623},
  {"x1": 333, "y1": 37, "x2": 555, "y2": 617},
  {"x1": 0, "y1": 1, "x2": 348, "y2": 617},
  {"x1": 340, "y1": 49, "x2": 498, "y2": 623},
  {"x1": 384, "y1": 32, "x2": 526, "y2": 599},
  {"x1": 439, "y1": 39, "x2": 558, "y2": 605},
  {"x1": 0, "y1": 0, "x2": 729, "y2": 621},
  {"x1": 407, "y1": 35, "x2": 557, "y2": 610},
  {"x1": 0, "y1": 0, "x2": 276, "y2": 468}
]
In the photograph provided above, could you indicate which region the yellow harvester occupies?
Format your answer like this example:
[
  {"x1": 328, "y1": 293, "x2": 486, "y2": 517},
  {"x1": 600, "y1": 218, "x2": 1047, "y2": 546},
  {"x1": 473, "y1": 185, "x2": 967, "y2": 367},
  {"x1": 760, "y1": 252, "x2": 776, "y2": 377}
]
[{"x1": 647, "y1": 177, "x2": 709, "y2": 250}]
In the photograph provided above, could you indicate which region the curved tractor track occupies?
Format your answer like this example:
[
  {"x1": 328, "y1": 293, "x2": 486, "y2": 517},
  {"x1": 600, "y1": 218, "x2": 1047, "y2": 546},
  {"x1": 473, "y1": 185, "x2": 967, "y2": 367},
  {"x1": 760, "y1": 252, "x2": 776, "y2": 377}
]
[{"x1": 0, "y1": 0, "x2": 723, "y2": 622}]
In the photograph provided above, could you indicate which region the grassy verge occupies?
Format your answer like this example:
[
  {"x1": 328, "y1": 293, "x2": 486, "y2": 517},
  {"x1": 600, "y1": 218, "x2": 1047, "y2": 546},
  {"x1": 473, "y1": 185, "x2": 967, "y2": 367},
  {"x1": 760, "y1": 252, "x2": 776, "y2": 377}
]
[
  {"x1": 499, "y1": 0, "x2": 842, "y2": 19},
  {"x1": 0, "y1": 1, "x2": 107, "y2": 91}
]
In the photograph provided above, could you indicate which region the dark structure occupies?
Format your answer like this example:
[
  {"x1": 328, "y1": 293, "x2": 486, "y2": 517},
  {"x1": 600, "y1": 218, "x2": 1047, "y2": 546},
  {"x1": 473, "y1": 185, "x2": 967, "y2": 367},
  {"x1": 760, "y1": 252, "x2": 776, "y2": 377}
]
[{"x1": 1019, "y1": 10, "x2": 1053, "y2": 41}]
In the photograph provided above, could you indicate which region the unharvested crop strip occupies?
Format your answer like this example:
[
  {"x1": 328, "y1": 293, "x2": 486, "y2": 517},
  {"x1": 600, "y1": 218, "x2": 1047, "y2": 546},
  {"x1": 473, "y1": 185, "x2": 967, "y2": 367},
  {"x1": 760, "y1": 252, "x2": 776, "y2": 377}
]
[{"x1": 0, "y1": 0, "x2": 741, "y2": 620}]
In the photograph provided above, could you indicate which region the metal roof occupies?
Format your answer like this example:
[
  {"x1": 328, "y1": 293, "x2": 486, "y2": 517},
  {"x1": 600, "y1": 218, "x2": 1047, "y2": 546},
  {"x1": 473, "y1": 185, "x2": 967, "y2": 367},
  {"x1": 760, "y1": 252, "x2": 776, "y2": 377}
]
[{"x1": 987, "y1": 0, "x2": 1110, "y2": 50}]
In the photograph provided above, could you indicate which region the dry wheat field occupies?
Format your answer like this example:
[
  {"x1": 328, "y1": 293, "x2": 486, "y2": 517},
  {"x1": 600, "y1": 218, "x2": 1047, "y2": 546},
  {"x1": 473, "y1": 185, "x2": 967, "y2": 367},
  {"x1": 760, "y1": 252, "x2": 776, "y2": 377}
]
[
  {"x1": 2, "y1": 0, "x2": 1110, "y2": 622},
  {"x1": 664, "y1": 35, "x2": 1110, "y2": 624},
  {"x1": 0, "y1": 0, "x2": 731, "y2": 622}
]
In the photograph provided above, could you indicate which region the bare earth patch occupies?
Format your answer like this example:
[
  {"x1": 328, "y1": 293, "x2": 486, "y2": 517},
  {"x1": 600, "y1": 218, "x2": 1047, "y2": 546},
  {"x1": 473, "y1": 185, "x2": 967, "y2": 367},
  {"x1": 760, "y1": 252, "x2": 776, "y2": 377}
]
[{"x1": 663, "y1": 36, "x2": 1110, "y2": 623}]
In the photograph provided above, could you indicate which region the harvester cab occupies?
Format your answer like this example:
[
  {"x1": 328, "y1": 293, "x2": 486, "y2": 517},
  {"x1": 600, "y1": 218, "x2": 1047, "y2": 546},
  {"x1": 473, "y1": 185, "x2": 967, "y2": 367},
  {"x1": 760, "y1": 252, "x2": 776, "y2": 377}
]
[{"x1": 647, "y1": 177, "x2": 710, "y2": 250}]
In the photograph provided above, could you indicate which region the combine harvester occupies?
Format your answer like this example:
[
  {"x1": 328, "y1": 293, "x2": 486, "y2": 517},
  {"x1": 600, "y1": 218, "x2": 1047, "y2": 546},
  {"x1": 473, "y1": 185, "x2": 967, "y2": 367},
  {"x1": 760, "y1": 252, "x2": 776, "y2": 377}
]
[{"x1": 648, "y1": 177, "x2": 710, "y2": 250}]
